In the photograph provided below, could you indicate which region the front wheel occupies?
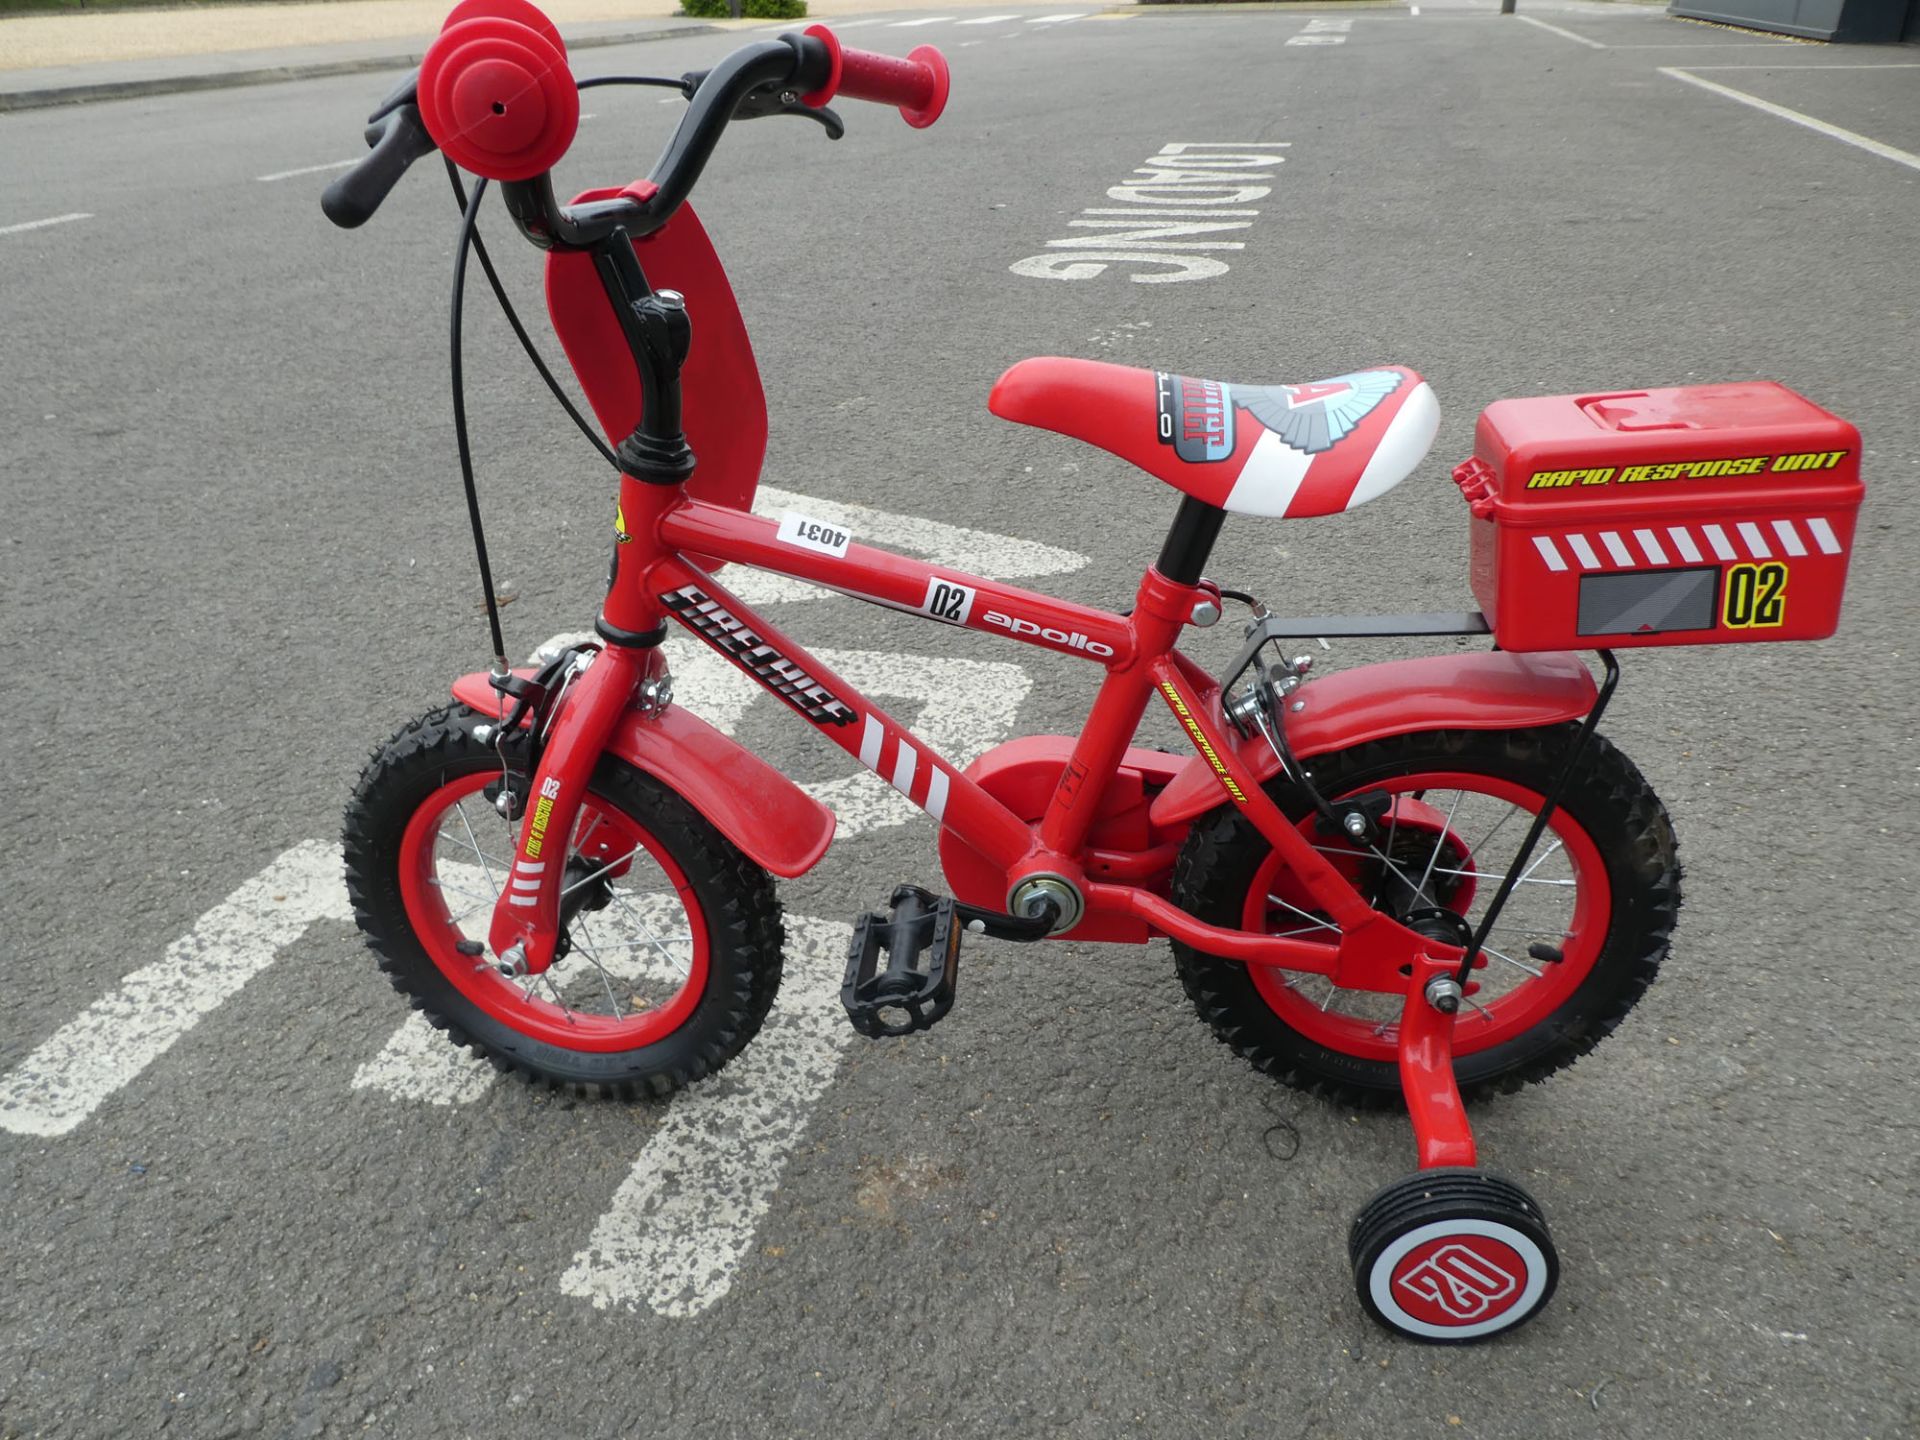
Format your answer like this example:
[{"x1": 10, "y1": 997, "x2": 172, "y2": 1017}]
[
  {"x1": 343, "y1": 706, "x2": 784, "y2": 1097},
  {"x1": 1171, "y1": 726, "x2": 1680, "y2": 1108}
]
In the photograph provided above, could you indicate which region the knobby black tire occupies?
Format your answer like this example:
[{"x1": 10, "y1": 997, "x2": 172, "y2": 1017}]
[
  {"x1": 1170, "y1": 725, "x2": 1681, "y2": 1109},
  {"x1": 342, "y1": 705, "x2": 785, "y2": 1098}
]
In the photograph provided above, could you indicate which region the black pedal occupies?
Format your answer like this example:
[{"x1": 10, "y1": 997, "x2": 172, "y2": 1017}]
[{"x1": 841, "y1": 885, "x2": 962, "y2": 1038}]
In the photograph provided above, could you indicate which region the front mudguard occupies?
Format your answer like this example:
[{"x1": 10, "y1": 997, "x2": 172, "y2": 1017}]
[
  {"x1": 450, "y1": 670, "x2": 834, "y2": 879},
  {"x1": 1147, "y1": 651, "x2": 1599, "y2": 828}
]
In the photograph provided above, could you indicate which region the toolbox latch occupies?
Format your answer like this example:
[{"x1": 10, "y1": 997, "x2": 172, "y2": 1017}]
[{"x1": 1451, "y1": 457, "x2": 1498, "y2": 518}]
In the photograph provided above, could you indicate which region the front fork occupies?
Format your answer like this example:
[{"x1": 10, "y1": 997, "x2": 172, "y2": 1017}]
[{"x1": 486, "y1": 642, "x2": 664, "y2": 977}]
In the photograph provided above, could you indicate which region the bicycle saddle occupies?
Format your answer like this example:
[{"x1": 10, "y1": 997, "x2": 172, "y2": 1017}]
[{"x1": 990, "y1": 357, "x2": 1440, "y2": 520}]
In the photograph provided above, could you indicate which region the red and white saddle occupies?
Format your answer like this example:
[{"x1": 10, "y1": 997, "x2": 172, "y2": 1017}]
[{"x1": 991, "y1": 357, "x2": 1440, "y2": 519}]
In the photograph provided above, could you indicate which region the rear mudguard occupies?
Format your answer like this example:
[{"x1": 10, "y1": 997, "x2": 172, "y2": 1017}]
[
  {"x1": 1147, "y1": 650, "x2": 1599, "y2": 828},
  {"x1": 450, "y1": 671, "x2": 834, "y2": 879}
]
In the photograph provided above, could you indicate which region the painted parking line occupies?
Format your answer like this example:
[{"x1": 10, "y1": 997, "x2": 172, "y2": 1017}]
[
  {"x1": 888, "y1": 15, "x2": 953, "y2": 24},
  {"x1": 257, "y1": 159, "x2": 355, "y2": 183},
  {"x1": 1289, "y1": 15, "x2": 1352, "y2": 44},
  {"x1": 1661, "y1": 67, "x2": 1920, "y2": 174},
  {"x1": 0, "y1": 212, "x2": 92, "y2": 237},
  {"x1": 559, "y1": 912, "x2": 851, "y2": 1317},
  {"x1": 0, "y1": 842, "x2": 348, "y2": 1136},
  {"x1": 956, "y1": 12, "x2": 1022, "y2": 22},
  {"x1": 1025, "y1": 12, "x2": 1088, "y2": 21},
  {"x1": 1515, "y1": 14, "x2": 1606, "y2": 48}
]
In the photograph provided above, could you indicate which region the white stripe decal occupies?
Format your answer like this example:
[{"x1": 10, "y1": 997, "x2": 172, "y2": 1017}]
[
  {"x1": 511, "y1": 877, "x2": 540, "y2": 891},
  {"x1": 1567, "y1": 534, "x2": 1603, "y2": 570},
  {"x1": 1632, "y1": 529, "x2": 1669, "y2": 566},
  {"x1": 1600, "y1": 532, "x2": 1634, "y2": 567},
  {"x1": 1772, "y1": 518, "x2": 1808, "y2": 556},
  {"x1": 1224, "y1": 429, "x2": 1316, "y2": 518},
  {"x1": 1737, "y1": 521, "x2": 1772, "y2": 558},
  {"x1": 858, "y1": 713, "x2": 884, "y2": 770},
  {"x1": 1702, "y1": 524, "x2": 1737, "y2": 561},
  {"x1": 1532, "y1": 536, "x2": 1568, "y2": 572},
  {"x1": 516, "y1": 860, "x2": 546, "y2": 874},
  {"x1": 925, "y1": 769, "x2": 950, "y2": 822},
  {"x1": 1668, "y1": 526, "x2": 1704, "y2": 563},
  {"x1": 509, "y1": 894, "x2": 538, "y2": 907},
  {"x1": 890, "y1": 745, "x2": 917, "y2": 796},
  {"x1": 1807, "y1": 517, "x2": 1844, "y2": 554}
]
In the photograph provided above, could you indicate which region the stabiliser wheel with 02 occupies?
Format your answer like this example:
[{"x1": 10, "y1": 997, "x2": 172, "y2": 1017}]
[
  {"x1": 342, "y1": 704, "x2": 784, "y2": 1097},
  {"x1": 1349, "y1": 1168, "x2": 1559, "y2": 1343}
]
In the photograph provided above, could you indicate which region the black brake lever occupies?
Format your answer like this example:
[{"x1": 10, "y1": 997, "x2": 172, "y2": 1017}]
[
  {"x1": 794, "y1": 103, "x2": 844, "y2": 140},
  {"x1": 369, "y1": 70, "x2": 420, "y2": 124},
  {"x1": 675, "y1": 71, "x2": 843, "y2": 139}
]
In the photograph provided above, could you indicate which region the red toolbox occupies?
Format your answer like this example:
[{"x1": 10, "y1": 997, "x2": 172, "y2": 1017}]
[{"x1": 1453, "y1": 383, "x2": 1863, "y2": 652}]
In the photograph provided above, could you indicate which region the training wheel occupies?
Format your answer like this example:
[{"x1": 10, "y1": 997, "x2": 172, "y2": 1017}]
[{"x1": 1348, "y1": 1168, "x2": 1559, "y2": 1343}]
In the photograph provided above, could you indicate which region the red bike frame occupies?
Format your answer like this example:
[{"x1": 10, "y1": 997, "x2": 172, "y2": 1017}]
[{"x1": 454, "y1": 471, "x2": 1601, "y2": 1166}]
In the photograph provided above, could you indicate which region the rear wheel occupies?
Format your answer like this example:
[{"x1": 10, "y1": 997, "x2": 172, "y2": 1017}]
[
  {"x1": 343, "y1": 706, "x2": 783, "y2": 1097},
  {"x1": 1171, "y1": 726, "x2": 1679, "y2": 1107}
]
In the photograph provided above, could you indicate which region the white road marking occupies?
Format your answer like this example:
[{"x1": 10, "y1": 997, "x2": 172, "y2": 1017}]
[
  {"x1": 350, "y1": 1012, "x2": 495, "y2": 1105},
  {"x1": 257, "y1": 159, "x2": 357, "y2": 183},
  {"x1": 0, "y1": 212, "x2": 92, "y2": 237},
  {"x1": 1677, "y1": 62, "x2": 1920, "y2": 69},
  {"x1": 1026, "y1": 12, "x2": 1088, "y2": 21},
  {"x1": 1015, "y1": 139, "x2": 1290, "y2": 284},
  {"x1": 888, "y1": 15, "x2": 953, "y2": 24},
  {"x1": 560, "y1": 914, "x2": 851, "y2": 1316},
  {"x1": 1515, "y1": 15, "x2": 1606, "y2": 48},
  {"x1": 1660, "y1": 68, "x2": 1920, "y2": 174},
  {"x1": 0, "y1": 842, "x2": 348, "y2": 1136},
  {"x1": 754, "y1": 484, "x2": 1087, "y2": 580},
  {"x1": 957, "y1": 12, "x2": 1022, "y2": 21},
  {"x1": 1286, "y1": 35, "x2": 1346, "y2": 46}
]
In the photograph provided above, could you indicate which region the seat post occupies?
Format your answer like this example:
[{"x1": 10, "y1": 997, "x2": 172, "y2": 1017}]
[{"x1": 1156, "y1": 495, "x2": 1227, "y2": 585}]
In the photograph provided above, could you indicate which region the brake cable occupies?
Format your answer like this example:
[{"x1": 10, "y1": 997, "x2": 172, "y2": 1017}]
[{"x1": 439, "y1": 74, "x2": 690, "y2": 677}]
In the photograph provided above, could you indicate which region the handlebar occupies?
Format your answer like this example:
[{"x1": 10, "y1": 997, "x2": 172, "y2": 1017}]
[
  {"x1": 320, "y1": 4, "x2": 948, "y2": 235},
  {"x1": 321, "y1": 101, "x2": 439, "y2": 229}
]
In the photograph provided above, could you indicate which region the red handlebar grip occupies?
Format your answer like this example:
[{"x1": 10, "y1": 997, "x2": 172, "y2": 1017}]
[{"x1": 802, "y1": 24, "x2": 950, "y2": 128}]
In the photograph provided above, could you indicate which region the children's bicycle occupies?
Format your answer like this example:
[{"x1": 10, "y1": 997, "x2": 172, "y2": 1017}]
[{"x1": 324, "y1": 0, "x2": 1863, "y2": 1342}]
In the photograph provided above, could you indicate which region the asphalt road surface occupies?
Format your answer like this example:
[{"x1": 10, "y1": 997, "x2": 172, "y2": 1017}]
[{"x1": 2, "y1": 4, "x2": 1917, "y2": 1438}]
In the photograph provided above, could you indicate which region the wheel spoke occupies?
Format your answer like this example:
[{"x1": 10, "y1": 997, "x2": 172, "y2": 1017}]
[
  {"x1": 572, "y1": 914, "x2": 627, "y2": 1021},
  {"x1": 1263, "y1": 892, "x2": 1340, "y2": 936},
  {"x1": 453, "y1": 801, "x2": 504, "y2": 894},
  {"x1": 1415, "y1": 790, "x2": 1465, "y2": 903},
  {"x1": 1480, "y1": 944, "x2": 1544, "y2": 979}
]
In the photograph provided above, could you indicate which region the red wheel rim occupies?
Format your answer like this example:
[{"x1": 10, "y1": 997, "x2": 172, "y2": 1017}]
[
  {"x1": 1244, "y1": 770, "x2": 1611, "y2": 1060},
  {"x1": 397, "y1": 772, "x2": 710, "y2": 1051}
]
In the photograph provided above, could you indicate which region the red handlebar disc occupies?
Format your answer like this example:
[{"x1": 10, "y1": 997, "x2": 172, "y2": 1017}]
[
  {"x1": 419, "y1": 16, "x2": 579, "y2": 182},
  {"x1": 439, "y1": 0, "x2": 566, "y2": 56}
]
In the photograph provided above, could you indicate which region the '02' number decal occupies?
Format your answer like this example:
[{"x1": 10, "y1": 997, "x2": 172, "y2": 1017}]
[
  {"x1": 921, "y1": 578, "x2": 976, "y2": 626},
  {"x1": 1722, "y1": 561, "x2": 1788, "y2": 630}
]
